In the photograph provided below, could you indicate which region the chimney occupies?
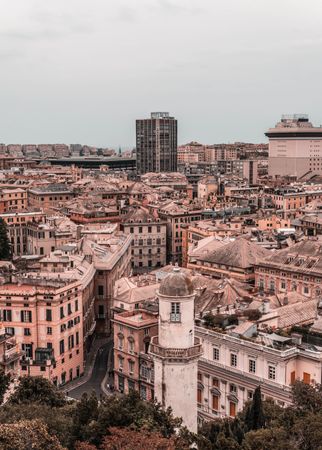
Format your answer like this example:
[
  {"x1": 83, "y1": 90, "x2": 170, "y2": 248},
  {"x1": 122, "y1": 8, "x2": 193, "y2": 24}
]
[
  {"x1": 283, "y1": 296, "x2": 289, "y2": 306},
  {"x1": 262, "y1": 299, "x2": 270, "y2": 314},
  {"x1": 291, "y1": 333, "x2": 302, "y2": 346}
]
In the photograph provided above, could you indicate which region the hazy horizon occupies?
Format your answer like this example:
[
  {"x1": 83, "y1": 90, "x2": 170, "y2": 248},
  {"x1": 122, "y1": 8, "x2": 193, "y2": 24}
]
[{"x1": 1, "y1": 0, "x2": 322, "y2": 148}]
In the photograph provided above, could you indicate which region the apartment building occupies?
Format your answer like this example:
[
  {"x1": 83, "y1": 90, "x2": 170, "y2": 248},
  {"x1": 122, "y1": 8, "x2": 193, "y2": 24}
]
[
  {"x1": 205, "y1": 145, "x2": 238, "y2": 162},
  {"x1": 26, "y1": 217, "x2": 77, "y2": 256},
  {"x1": 255, "y1": 239, "x2": 322, "y2": 297},
  {"x1": 0, "y1": 210, "x2": 46, "y2": 256},
  {"x1": 113, "y1": 309, "x2": 158, "y2": 399},
  {"x1": 0, "y1": 188, "x2": 28, "y2": 213},
  {"x1": 197, "y1": 176, "x2": 218, "y2": 202},
  {"x1": 0, "y1": 277, "x2": 84, "y2": 385},
  {"x1": 151, "y1": 201, "x2": 203, "y2": 265},
  {"x1": 120, "y1": 206, "x2": 167, "y2": 272},
  {"x1": 28, "y1": 184, "x2": 75, "y2": 210}
]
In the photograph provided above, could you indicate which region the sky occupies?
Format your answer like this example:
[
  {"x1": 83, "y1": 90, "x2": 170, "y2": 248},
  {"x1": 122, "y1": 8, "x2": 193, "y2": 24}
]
[{"x1": 1, "y1": 0, "x2": 322, "y2": 148}]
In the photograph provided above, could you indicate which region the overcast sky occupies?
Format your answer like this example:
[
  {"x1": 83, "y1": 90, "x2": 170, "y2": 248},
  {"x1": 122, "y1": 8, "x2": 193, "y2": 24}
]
[{"x1": 1, "y1": 0, "x2": 322, "y2": 148}]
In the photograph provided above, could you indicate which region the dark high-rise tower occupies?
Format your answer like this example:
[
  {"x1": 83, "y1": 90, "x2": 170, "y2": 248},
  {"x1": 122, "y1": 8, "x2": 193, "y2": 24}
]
[{"x1": 136, "y1": 112, "x2": 177, "y2": 175}]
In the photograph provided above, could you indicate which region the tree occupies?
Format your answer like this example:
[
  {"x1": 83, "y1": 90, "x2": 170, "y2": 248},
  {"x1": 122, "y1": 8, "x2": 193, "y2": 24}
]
[
  {"x1": 0, "y1": 370, "x2": 10, "y2": 404},
  {"x1": 0, "y1": 402, "x2": 75, "y2": 449},
  {"x1": 242, "y1": 427, "x2": 296, "y2": 450},
  {"x1": 99, "y1": 427, "x2": 189, "y2": 450},
  {"x1": 8, "y1": 376, "x2": 66, "y2": 407},
  {"x1": 292, "y1": 381, "x2": 322, "y2": 413},
  {"x1": 0, "y1": 419, "x2": 64, "y2": 450},
  {"x1": 244, "y1": 386, "x2": 265, "y2": 431},
  {"x1": 72, "y1": 392, "x2": 99, "y2": 443},
  {"x1": 0, "y1": 218, "x2": 10, "y2": 260}
]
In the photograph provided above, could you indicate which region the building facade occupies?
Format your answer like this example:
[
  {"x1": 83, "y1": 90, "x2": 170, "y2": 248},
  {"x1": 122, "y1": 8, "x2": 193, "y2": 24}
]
[
  {"x1": 120, "y1": 206, "x2": 167, "y2": 272},
  {"x1": 267, "y1": 114, "x2": 322, "y2": 179},
  {"x1": 113, "y1": 309, "x2": 158, "y2": 399},
  {"x1": 136, "y1": 112, "x2": 177, "y2": 175}
]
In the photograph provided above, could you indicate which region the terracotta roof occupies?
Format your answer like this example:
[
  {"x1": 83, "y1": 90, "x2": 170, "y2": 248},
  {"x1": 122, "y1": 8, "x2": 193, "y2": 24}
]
[{"x1": 198, "y1": 237, "x2": 271, "y2": 268}]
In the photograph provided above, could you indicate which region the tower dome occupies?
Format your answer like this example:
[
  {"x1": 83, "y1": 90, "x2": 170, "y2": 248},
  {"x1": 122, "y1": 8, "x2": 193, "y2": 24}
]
[{"x1": 159, "y1": 265, "x2": 194, "y2": 297}]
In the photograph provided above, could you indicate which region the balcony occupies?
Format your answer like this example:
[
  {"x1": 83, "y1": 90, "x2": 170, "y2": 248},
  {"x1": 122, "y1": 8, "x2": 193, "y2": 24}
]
[{"x1": 149, "y1": 336, "x2": 203, "y2": 361}]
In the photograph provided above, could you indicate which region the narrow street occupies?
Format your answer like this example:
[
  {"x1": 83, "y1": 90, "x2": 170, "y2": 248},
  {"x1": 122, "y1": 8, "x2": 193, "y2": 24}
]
[{"x1": 68, "y1": 340, "x2": 113, "y2": 400}]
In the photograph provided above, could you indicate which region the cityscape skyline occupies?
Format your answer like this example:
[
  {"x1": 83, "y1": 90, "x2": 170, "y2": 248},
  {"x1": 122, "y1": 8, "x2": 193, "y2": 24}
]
[{"x1": 1, "y1": 0, "x2": 322, "y2": 146}]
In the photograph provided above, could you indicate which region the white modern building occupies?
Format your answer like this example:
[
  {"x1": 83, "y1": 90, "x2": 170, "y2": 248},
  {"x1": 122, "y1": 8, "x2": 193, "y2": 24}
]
[{"x1": 267, "y1": 114, "x2": 322, "y2": 179}]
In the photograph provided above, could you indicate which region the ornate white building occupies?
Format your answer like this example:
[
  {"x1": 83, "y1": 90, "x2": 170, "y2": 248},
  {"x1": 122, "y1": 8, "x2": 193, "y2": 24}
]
[{"x1": 150, "y1": 266, "x2": 203, "y2": 432}]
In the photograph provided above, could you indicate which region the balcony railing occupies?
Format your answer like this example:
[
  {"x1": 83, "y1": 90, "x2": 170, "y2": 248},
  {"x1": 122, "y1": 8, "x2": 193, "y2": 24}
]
[{"x1": 149, "y1": 336, "x2": 203, "y2": 360}]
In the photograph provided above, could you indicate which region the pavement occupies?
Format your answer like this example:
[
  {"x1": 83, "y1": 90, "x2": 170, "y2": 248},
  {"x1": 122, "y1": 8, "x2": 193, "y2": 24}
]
[{"x1": 66, "y1": 339, "x2": 114, "y2": 400}]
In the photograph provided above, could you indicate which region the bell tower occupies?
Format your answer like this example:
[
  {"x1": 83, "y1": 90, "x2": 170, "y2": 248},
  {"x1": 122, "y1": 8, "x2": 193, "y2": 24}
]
[{"x1": 150, "y1": 266, "x2": 202, "y2": 432}]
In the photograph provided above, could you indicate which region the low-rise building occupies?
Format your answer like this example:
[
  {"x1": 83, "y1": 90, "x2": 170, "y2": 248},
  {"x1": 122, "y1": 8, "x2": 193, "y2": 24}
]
[
  {"x1": 28, "y1": 184, "x2": 75, "y2": 210},
  {"x1": 113, "y1": 309, "x2": 158, "y2": 399},
  {"x1": 188, "y1": 237, "x2": 271, "y2": 282},
  {"x1": 196, "y1": 324, "x2": 322, "y2": 421},
  {"x1": 255, "y1": 239, "x2": 322, "y2": 297}
]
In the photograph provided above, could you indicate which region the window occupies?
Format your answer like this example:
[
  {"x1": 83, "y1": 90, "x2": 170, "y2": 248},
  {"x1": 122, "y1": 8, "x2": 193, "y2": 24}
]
[
  {"x1": 21, "y1": 310, "x2": 32, "y2": 323},
  {"x1": 47, "y1": 327, "x2": 52, "y2": 335},
  {"x1": 22, "y1": 343, "x2": 33, "y2": 358},
  {"x1": 24, "y1": 328, "x2": 31, "y2": 336},
  {"x1": 2, "y1": 310, "x2": 12, "y2": 322},
  {"x1": 5, "y1": 327, "x2": 14, "y2": 336},
  {"x1": 170, "y1": 302, "x2": 181, "y2": 322},
  {"x1": 268, "y1": 365, "x2": 276, "y2": 380},
  {"x1": 98, "y1": 285, "x2": 104, "y2": 297},
  {"x1": 281, "y1": 280, "x2": 286, "y2": 290},
  {"x1": 118, "y1": 337, "x2": 124, "y2": 350},
  {"x1": 249, "y1": 359, "x2": 256, "y2": 373},
  {"x1": 197, "y1": 372, "x2": 203, "y2": 382},
  {"x1": 229, "y1": 402, "x2": 236, "y2": 417},
  {"x1": 230, "y1": 353, "x2": 237, "y2": 367},
  {"x1": 129, "y1": 360, "x2": 134, "y2": 374},
  {"x1": 46, "y1": 309, "x2": 52, "y2": 321},
  {"x1": 118, "y1": 356, "x2": 124, "y2": 370},
  {"x1": 129, "y1": 339, "x2": 134, "y2": 354},
  {"x1": 212, "y1": 378, "x2": 219, "y2": 387},
  {"x1": 67, "y1": 303, "x2": 72, "y2": 315},
  {"x1": 75, "y1": 299, "x2": 79, "y2": 311},
  {"x1": 213, "y1": 347, "x2": 220, "y2": 361},
  {"x1": 303, "y1": 372, "x2": 311, "y2": 384},
  {"x1": 60, "y1": 306, "x2": 64, "y2": 319},
  {"x1": 230, "y1": 384, "x2": 237, "y2": 394},
  {"x1": 140, "y1": 384, "x2": 147, "y2": 400},
  {"x1": 76, "y1": 331, "x2": 79, "y2": 345},
  {"x1": 212, "y1": 395, "x2": 219, "y2": 411},
  {"x1": 144, "y1": 328, "x2": 149, "y2": 336},
  {"x1": 59, "y1": 339, "x2": 65, "y2": 355},
  {"x1": 68, "y1": 335, "x2": 74, "y2": 350},
  {"x1": 197, "y1": 388, "x2": 202, "y2": 404}
]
